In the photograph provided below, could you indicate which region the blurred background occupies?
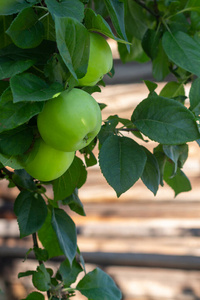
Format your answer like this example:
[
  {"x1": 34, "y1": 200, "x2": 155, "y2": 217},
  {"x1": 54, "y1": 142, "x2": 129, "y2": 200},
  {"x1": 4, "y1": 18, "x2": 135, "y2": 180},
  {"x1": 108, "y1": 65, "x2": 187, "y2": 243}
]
[{"x1": 0, "y1": 40, "x2": 200, "y2": 300}]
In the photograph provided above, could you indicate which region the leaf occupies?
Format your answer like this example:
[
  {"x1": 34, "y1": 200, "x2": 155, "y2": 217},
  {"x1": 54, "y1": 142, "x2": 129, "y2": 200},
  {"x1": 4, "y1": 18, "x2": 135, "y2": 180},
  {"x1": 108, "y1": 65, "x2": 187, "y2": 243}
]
[
  {"x1": 84, "y1": 8, "x2": 126, "y2": 43},
  {"x1": 13, "y1": 169, "x2": 37, "y2": 191},
  {"x1": 38, "y1": 209, "x2": 64, "y2": 259},
  {"x1": 59, "y1": 257, "x2": 83, "y2": 286},
  {"x1": 76, "y1": 267, "x2": 122, "y2": 300},
  {"x1": 159, "y1": 81, "x2": 185, "y2": 98},
  {"x1": 41, "y1": 13, "x2": 56, "y2": 41},
  {"x1": 164, "y1": 160, "x2": 191, "y2": 196},
  {"x1": 99, "y1": 135, "x2": 147, "y2": 197},
  {"x1": 0, "y1": 87, "x2": 44, "y2": 133},
  {"x1": 118, "y1": 36, "x2": 149, "y2": 64},
  {"x1": 0, "y1": 152, "x2": 23, "y2": 169},
  {"x1": 63, "y1": 188, "x2": 86, "y2": 216},
  {"x1": 144, "y1": 80, "x2": 158, "y2": 93},
  {"x1": 10, "y1": 73, "x2": 63, "y2": 103},
  {"x1": 189, "y1": 77, "x2": 200, "y2": 115},
  {"x1": 0, "y1": 16, "x2": 12, "y2": 49},
  {"x1": 53, "y1": 156, "x2": 87, "y2": 201},
  {"x1": 6, "y1": 8, "x2": 44, "y2": 49},
  {"x1": 32, "y1": 264, "x2": 51, "y2": 292},
  {"x1": 55, "y1": 16, "x2": 90, "y2": 80},
  {"x1": 141, "y1": 147, "x2": 160, "y2": 195},
  {"x1": 51, "y1": 208, "x2": 77, "y2": 265},
  {"x1": 125, "y1": 0, "x2": 148, "y2": 40},
  {"x1": 0, "y1": 0, "x2": 37, "y2": 15},
  {"x1": 18, "y1": 270, "x2": 35, "y2": 279},
  {"x1": 45, "y1": 0, "x2": 84, "y2": 22},
  {"x1": 152, "y1": 40, "x2": 170, "y2": 81},
  {"x1": 0, "y1": 41, "x2": 57, "y2": 80},
  {"x1": 163, "y1": 144, "x2": 188, "y2": 174},
  {"x1": 23, "y1": 292, "x2": 45, "y2": 300},
  {"x1": 14, "y1": 190, "x2": 47, "y2": 238},
  {"x1": 103, "y1": 0, "x2": 129, "y2": 50},
  {"x1": 131, "y1": 94, "x2": 200, "y2": 144},
  {"x1": 162, "y1": 31, "x2": 200, "y2": 77},
  {"x1": 0, "y1": 125, "x2": 33, "y2": 155},
  {"x1": 142, "y1": 29, "x2": 160, "y2": 59}
]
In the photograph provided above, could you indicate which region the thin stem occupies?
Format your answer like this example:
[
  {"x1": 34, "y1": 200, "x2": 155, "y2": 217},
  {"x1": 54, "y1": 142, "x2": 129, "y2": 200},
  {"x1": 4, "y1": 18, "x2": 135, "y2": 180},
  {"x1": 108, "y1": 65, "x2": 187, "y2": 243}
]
[
  {"x1": 38, "y1": 11, "x2": 49, "y2": 22},
  {"x1": 133, "y1": 0, "x2": 158, "y2": 17},
  {"x1": 32, "y1": 233, "x2": 43, "y2": 265}
]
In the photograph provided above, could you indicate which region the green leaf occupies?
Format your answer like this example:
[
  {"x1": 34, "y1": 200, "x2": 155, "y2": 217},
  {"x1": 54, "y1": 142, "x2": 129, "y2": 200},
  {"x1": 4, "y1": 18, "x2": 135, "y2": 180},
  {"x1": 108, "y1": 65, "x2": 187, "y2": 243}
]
[
  {"x1": 45, "y1": 0, "x2": 84, "y2": 22},
  {"x1": 131, "y1": 94, "x2": 200, "y2": 144},
  {"x1": 32, "y1": 264, "x2": 51, "y2": 292},
  {"x1": 53, "y1": 156, "x2": 87, "y2": 201},
  {"x1": 0, "y1": 0, "x2": 37, "y2": 16},
  {"x1": 23, "y1": 292, "x2": 45, "y2": 300},
  {"x1": 152, "y1": 40, "x2": 170, "y2": 81},
  {"x1": 51, "y1": 208, "x2": 77, "y2": 265},
  {"x1": 0, "y1": 80, "x2": 9, "y2": 96},
  {"x1": 189, "y1": 77, "x2": 200, "y2": 114},
  {"x1": 159, "y1": 81, "x2": 185, "y2": 98},
  {"x1": 44, "y1": 54, "x2": 69, "y2": 84},
  {"x1": 14, "y1": 190, "x2": 47, "y2": 238},
  {"x1": 0, "y1": 16, "x2": 12, "y2": 49},
  {"x1": 59, "y1": 257, "x2": 83, "y2": 286},
  {"x1": 118, "y1": 36, "x2": 149, "y2": 63},
  {"x1": 0, "y1": 152, "x2": 23, "y2": 169},
  {"x1": 63, "y1": 188, "x2": 86, "y2": 216},
  {"x1": 0, "y1": 125, "x2": 33, "y2": 156},
  {"x1": 164, "y1": 160, "x2": 191, "y2": 196},
  {"x1": 141, "y1": 147, "x2": 160, "y2": 195},
  {"x1": 142, "y1": 29, "x2": 160, "y2": 59},
  {"x1": 162, "y1": 144, "x2": 188, "y2": 173},
  {"x1": 34, "y1": 248, "x2": 49, "y2": 262},
  {"x1": 84, "y1": 8, "x2": 126, "y2": 43},
  {"x1": 0, "y1": 52, "x2": 34, "y2": 81},
  {"x1": 41, "y1": 13, "x2": 56, "y2": 41},
  {"x1": 103, "y1": 0, "x2": 129, "y2": 50},
  {"x1": 6, "y1": 8, "x2": 44, "y2": 49},
  {"x1": 0, "y1": 87, "x2": 44, "y2": 133},
  {"x1": 55, "y1": 16, "x2": 90, "y2": 80},
  {"x1": 77, "y1": 267, "x2": 122, "y2": 300},
  {"x1": 13, "y1": 169, "x2": 37, "y2": 191},
  {"x1": 0, "y1": 41, "x2": 57, "y2": 80},
  {"x1": 10, "y1": 73, "x2": 63, "y2": 103},
  {"x1": 38, "y1": 209, "x2": 64, "y2": 259},
  {"x1": 18, "y1": 270, "x2": 35, "y2": 279},
  {"x1": 99, "y1": 135, "x2": 147, "y2": 197},
  {"x1": 144, "y1": 80, "x2": 158, "y2": 93},
  {"x1": 162, "y1": 31, "x2": 200, "y2": 77}
]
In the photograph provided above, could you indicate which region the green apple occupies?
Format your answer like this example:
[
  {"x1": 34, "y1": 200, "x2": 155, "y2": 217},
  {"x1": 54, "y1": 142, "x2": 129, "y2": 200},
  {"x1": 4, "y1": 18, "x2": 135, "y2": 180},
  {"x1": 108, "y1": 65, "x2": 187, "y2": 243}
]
[
  {"x1": 37, "y1": 88, "x2": 102, "y2": 152},
  {"x1": 78, "y1": 32, "x2": 113, "y2": 86},
  {"x1": 20, "y1": 138, "x2": 75, "y2": 182}
]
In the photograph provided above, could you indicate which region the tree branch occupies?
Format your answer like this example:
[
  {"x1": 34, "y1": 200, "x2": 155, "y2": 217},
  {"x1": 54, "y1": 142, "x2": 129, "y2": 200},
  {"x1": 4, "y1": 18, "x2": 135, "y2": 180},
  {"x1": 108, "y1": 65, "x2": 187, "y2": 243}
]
[{"x1": 133, "y1": 0, "x2": 158, "y2": 17}]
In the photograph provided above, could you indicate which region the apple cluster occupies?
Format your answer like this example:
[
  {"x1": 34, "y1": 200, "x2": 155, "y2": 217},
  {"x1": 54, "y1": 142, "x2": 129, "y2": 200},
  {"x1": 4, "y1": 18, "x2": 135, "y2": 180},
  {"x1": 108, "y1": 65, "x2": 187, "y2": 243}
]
[{"x1": 21, "y1": 33, "x2": 113, "y2": 182}]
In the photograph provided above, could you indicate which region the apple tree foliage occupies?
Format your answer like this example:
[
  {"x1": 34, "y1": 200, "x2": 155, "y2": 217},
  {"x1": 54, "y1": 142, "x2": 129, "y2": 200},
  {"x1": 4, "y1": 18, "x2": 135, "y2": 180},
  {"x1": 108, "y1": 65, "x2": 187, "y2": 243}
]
[{"x1": 0, "y1": 0, "x2": 200, "y2": 299}]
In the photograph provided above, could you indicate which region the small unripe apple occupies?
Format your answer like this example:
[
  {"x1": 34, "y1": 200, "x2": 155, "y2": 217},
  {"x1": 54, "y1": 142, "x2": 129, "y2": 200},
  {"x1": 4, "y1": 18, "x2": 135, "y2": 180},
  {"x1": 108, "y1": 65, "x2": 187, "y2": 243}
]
[
  {"x1": 78, "y1": 32, "x2": 113, "y2": 86},
  {"x1": 20, "y1": 138, "x2": 75, "y2": 182},
  {"x1": 37, "y1": 88, "x2": 102, "y2": 152}
]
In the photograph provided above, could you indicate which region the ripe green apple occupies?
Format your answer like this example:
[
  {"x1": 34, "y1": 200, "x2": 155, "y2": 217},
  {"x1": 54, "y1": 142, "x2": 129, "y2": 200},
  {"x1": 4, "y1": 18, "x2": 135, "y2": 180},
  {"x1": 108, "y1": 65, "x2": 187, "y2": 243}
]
[
  {"x1": 20, "y1": 138, "x2": 75, "y2": 182},
  {"x1": 78, "y1": 32, "x2": 113, "y2": 86},
  {"x1": 37, "y1": 88, "x2": 102, "y2": 152}
]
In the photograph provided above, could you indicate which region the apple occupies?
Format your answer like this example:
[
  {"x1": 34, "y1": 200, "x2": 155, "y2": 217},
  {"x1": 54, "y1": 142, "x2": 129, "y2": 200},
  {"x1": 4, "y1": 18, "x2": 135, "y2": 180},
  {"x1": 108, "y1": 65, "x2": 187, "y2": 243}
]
[
  {"x1": 78, "y1": 32, "x2": 113, "y2": 86},
  {"x1": 20, "y1": 138, "x2": 75, "y2": 182},
  {"x1": 37, "y1": 88, "x2": 102, "y2": 152}
]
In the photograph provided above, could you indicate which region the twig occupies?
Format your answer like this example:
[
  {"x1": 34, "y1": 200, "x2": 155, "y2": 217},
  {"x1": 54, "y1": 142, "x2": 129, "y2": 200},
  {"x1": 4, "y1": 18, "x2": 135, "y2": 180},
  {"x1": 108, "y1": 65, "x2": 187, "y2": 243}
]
[{"x1": 133, "y1": 0, "x2": 158, "y2": 18}]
